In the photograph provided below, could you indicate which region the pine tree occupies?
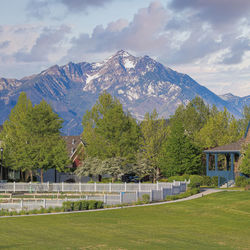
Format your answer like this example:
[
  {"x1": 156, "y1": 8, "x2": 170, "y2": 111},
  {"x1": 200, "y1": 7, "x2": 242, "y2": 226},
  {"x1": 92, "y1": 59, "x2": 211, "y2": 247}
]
[{"x1": 159, "y1": 119, "x2": 201, "y2": 177}]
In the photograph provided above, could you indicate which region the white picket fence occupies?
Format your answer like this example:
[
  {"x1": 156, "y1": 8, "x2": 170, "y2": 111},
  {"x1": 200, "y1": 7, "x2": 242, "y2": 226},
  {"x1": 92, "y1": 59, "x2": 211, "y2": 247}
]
[
  {"x1": 0, "y1": 181, "x2": 188, "y2": 193},
  {"x1": 0, "y1": 181, "x2": 189, "y2": 211}
]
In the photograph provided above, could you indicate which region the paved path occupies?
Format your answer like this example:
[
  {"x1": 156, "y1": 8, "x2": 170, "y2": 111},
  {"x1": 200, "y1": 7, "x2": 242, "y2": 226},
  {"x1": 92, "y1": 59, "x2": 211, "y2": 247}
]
[{"x1": 0, "y1": 189, "x2": 224, "y2": 219}]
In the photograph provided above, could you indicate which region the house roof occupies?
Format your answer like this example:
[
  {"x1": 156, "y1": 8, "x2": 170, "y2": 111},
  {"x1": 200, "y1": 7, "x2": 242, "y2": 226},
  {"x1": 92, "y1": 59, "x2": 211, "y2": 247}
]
[
  {"x1": 63, "y1": 135, "x2": 83, "y2": 158},
  {"x1": 204, "y1": 121, "x2": 250, "y2": 154}
]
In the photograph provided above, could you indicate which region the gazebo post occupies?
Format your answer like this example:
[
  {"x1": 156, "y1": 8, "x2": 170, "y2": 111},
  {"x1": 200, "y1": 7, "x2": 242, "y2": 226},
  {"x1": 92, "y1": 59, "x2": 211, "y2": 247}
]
[
  {"x1": 206, "y1": 153, "x2": 209, "y2": 176},
  {"x1": 214, "y1": 154, "x2": 218, "y2": 172},
  {"x1": 230, "y1": 153, "x2": 235, "y2": 180}
]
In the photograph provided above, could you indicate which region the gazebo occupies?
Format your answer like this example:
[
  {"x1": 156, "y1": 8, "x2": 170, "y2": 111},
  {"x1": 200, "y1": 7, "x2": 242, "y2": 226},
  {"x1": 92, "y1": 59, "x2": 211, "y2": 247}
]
[{"x1": 204, "y1": 121, "x2": 250, "y2": 186}]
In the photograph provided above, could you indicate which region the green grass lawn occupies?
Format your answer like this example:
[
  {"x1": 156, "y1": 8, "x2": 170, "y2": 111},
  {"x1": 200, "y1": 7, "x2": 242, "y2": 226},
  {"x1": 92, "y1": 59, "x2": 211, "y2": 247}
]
[{"x1": 0, "y1": 191, "x2": 249, "y2": 250}]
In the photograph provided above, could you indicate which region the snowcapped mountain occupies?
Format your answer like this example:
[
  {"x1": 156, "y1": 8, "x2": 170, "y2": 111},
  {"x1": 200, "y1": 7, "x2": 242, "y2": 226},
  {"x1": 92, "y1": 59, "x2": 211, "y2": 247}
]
[
  {"x1": 0, "y1": 50, "x2": 246, "y2": 134},
  {"x1": 220, "y1": 93, "x2": 250, "y2": 113}
]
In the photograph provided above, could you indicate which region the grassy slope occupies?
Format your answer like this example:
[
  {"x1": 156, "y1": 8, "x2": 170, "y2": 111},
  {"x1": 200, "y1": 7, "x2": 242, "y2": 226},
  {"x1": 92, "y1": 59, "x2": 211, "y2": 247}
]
[{"x1": 0, "y1": 191, "x2": 249, "y2": 250}]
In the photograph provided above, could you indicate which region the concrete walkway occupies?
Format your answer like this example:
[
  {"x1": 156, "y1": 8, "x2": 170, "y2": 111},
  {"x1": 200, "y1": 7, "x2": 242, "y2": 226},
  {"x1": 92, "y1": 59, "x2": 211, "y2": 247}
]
[{"x1": 0, "y1": 188, "x2": 224, "y2": 219}]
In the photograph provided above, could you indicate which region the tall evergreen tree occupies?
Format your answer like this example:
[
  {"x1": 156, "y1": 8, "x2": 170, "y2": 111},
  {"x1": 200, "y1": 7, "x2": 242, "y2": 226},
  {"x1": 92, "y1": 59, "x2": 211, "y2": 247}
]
[{"x1": 159, "y1": 119, "x2": 201, "y2": 177}]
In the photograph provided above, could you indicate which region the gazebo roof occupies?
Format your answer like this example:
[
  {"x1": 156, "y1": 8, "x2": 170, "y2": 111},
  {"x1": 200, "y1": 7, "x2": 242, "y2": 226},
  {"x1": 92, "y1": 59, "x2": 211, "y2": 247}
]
[{"x1": 204, "y1": 121, "x2": 250, "y2": 154}]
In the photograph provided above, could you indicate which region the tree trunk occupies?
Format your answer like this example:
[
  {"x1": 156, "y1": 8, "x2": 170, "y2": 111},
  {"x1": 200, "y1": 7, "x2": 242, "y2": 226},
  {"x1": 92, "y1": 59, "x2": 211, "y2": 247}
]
[
  {"x1": 41, "y1": 169, "x2": 43, "y2": 183},
  {"x1": 30, "y1": 170, "x2": 33, "y2": 182}
]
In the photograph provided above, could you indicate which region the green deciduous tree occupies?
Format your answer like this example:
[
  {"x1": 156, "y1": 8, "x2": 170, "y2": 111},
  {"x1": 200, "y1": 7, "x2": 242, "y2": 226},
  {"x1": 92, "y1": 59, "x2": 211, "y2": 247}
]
[
  {"x1": 159, "y1": 119, "x2": 202, "y2": 177},
  {"x1": 140, "y1": 109, "x2": 168, "y2": 182},
  {"x1": 197, "y1": 108, "x2": 241, "y2": 149},
  {"x1": 1, "y1": 93, "x2": 70, "y2": 182},
  {"x1": 171, "y1": 96, "x2": 210, "y2": 144},
  {"x1": 82, "y1": 92, "x2": 140, "y2": 161},
  {"x1": 239, "y1": 144, "x2": 250, "y2": 176},
  {"x1": 0, "y1": 92, "x2": 34, "y2": 180},
  {"x1": 75, "y1": 157, "x2": 102, "y2": 178},
  {"x1": 24, "y1": 100, "x2": 70, "y2": 182}
]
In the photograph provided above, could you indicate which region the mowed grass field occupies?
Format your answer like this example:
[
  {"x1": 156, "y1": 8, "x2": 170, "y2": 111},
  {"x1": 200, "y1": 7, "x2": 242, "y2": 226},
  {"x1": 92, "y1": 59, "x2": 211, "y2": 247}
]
[{"x1": 0, "y1": 191, "x2": 249, "y2": 250}]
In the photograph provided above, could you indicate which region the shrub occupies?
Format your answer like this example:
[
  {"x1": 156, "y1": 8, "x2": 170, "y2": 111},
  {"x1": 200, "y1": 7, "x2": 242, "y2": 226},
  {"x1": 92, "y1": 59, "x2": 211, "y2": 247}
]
[
  {"x1": 211, "y1": 176, "x2": 218, "y2": 186},
  {"x1": 63, "y1": 201, "x2": 73, "y2": 212},
  {"x1": 80, "y1": 200, "x2": 89, "y2": 210},
  {"x1": 202, "y1": 176, "x2": 212, "y2": 186},
  {"x1": 142, "y1": 194, "x2": 150, "y2": 204},
  {"x1": 165, "y1": 188, "x2": 200, "y2": 201},
  {"x1": 159, "y1": 178, "x2": 168, "y2": 182},
  {"x1": 245, "y1": 185, "x2": 250, "y2": 191},
  {"x1": 73, "y1": 201, "x2": 81, "y2": 211},
  {"x1": 88, "y1": 200, "x2": 98, "y2": 210},
  {"x1": 96, "y1": 201, "x2": 104, "y2": 209},
  {"x1": 168, "y1": 176, "x2": 186, "y2": 182},
  {"x1": 189, "y1": 175, "x2": 203, "y2": 188},
  {"x1": 235, "y1": 176, "x2": 250, "y2": 187}
]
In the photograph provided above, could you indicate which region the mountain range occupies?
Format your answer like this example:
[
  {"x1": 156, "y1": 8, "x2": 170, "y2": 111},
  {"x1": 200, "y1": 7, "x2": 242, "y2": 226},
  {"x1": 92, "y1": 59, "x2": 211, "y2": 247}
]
[{"x1": 0, "y1": 50, "x2": 249, "y2": 135}]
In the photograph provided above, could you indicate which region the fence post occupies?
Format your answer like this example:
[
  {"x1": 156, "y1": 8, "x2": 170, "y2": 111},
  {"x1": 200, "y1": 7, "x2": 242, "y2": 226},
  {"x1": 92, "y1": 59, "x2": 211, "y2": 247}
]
[
  {"x1": 62, "y1": 182, "x2": 64, "y2": 192},
  {"x1": 86, "y1": 195, "x2": 88, "y2": 200},
  {"x1": 44, "y1": 199, "x2": 46, "y2": 209},
  {"x1": 13, "y1": 181, "x2": 15, "y2": 193},
  {"x1": 109, "y1": 182, "x2": 112, "y2": 193},
  {"x1": 150, "y1": 190, "x2": 153, "y2": 202},
  {"x1": 20, "y1": 199, "x2": 23, "y2": 210},
  {"x1": 157, "y1": 181, "x2": 159, "y2": 191},
  {"x1": 79, "y1": 182, "x2": 81, "y2": 193},
  {"x1": 139, "y1": 181, "x2": 141, "y2": 192},
  {"x1": 47, "y1": 181, "x2": 49, "y2": 192},
  {"x1": 104, "y1": 194, "x2": 107, "y2": 204},
  {"x1": 125, "y1": 182, "x2": 127, "y2": 192},
  {"x1": 94, "y1": 182, "x2": 97, "y2": 192},
  {"x1": 120, "y1": 192, "x2": 123, "y2": 204},
  {"x1": 170, "y1": 183, "x2": 173, "y2": 195},
  {"x1": 161, "y1": 188, "x2": 164, "y2": 200},
  {"x1": 136, "y1": 190, "x2": 138, "y2": 202}
]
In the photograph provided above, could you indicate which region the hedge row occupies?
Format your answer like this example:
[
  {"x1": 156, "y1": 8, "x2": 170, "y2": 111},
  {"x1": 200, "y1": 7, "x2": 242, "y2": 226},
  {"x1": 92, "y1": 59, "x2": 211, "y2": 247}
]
[
  {"x1": 62, "y1": 200, "x2": 104, "y2": 212},
  {"x1": 165, "y1": 188, "x2": 200, "y2": 201}
]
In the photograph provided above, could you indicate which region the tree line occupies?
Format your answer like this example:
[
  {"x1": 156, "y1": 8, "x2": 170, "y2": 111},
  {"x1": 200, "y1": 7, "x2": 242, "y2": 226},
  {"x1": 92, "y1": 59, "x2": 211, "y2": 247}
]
[
  {"x1": 77, "y1": 92, "x2": 250, "y2": 181},
  {"x1": 0, "y1": 91, "x2": 249, "y2": 183}
]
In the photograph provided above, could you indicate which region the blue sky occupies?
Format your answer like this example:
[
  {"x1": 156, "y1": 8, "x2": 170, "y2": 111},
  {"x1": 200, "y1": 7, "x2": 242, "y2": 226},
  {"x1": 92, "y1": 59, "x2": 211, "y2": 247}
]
[{"x1": 0, "y1": 0, "x2": 250, "y2": 97}]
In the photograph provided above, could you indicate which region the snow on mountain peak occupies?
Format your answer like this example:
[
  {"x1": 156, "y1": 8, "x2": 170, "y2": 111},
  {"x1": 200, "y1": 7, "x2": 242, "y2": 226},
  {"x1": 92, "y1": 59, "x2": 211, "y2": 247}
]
[{"x1": 123, "y1": 58, "x2": 136, "y2": 69}]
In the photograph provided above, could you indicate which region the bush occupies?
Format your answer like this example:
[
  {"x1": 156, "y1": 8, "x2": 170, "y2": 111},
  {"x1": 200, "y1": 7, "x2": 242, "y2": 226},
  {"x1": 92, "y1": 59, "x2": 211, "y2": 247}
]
[
  {"x1": 165, "y1": 188, "x2": 200, "y2": 201},
  {"x1": 245, "y1": 185, "x2": 250, "y2": 191},
  {"x1": 168, "y1": 176, "x2": 186, "y2": 182},
  {"x1": 235, "y1": 176, "x2": 250, "y2": 187},
  {"x1": 202, "y1": 176, "x2": 212, "y2": 186},
  {"x1": 189, "y1": 175, "x2": 203, "y2": 188},
  {"x1": 96, "y1": 201, "x2": 104, "y2": 209},
  {"x1": 63, "y1": 201, "x2": 73, "y2": 212},
  {"x1": 159, "y1": 178, "x2": 168, "y2": 182},
  {"x1": 211, "y1": 176, "x2": 218, "y2": 186},
  {"x1": 142, "y1": 194, "x2": 150, "y2": 204},
  {"x1": 88, "y1": 200, "x2": 98, "y2": 210},
  {"x1": 73, "y1": 201, "x2": 82, "y2": 211},
  {"x1": 80, "y1": 200, "x2": 89, "y2": 210}
]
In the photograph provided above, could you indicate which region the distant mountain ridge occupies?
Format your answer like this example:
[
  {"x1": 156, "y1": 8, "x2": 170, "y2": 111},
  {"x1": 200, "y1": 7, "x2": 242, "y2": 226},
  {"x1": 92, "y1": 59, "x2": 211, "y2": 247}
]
[{"x1": 0, "y1": 50, "x2": 248, "y2": 134}]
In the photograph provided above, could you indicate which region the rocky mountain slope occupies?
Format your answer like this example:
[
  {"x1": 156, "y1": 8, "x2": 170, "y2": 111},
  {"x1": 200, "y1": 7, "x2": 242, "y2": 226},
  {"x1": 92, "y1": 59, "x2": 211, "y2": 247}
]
[{"x1": 0, "y1": 50, "x2": 247, "y2": 134}]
